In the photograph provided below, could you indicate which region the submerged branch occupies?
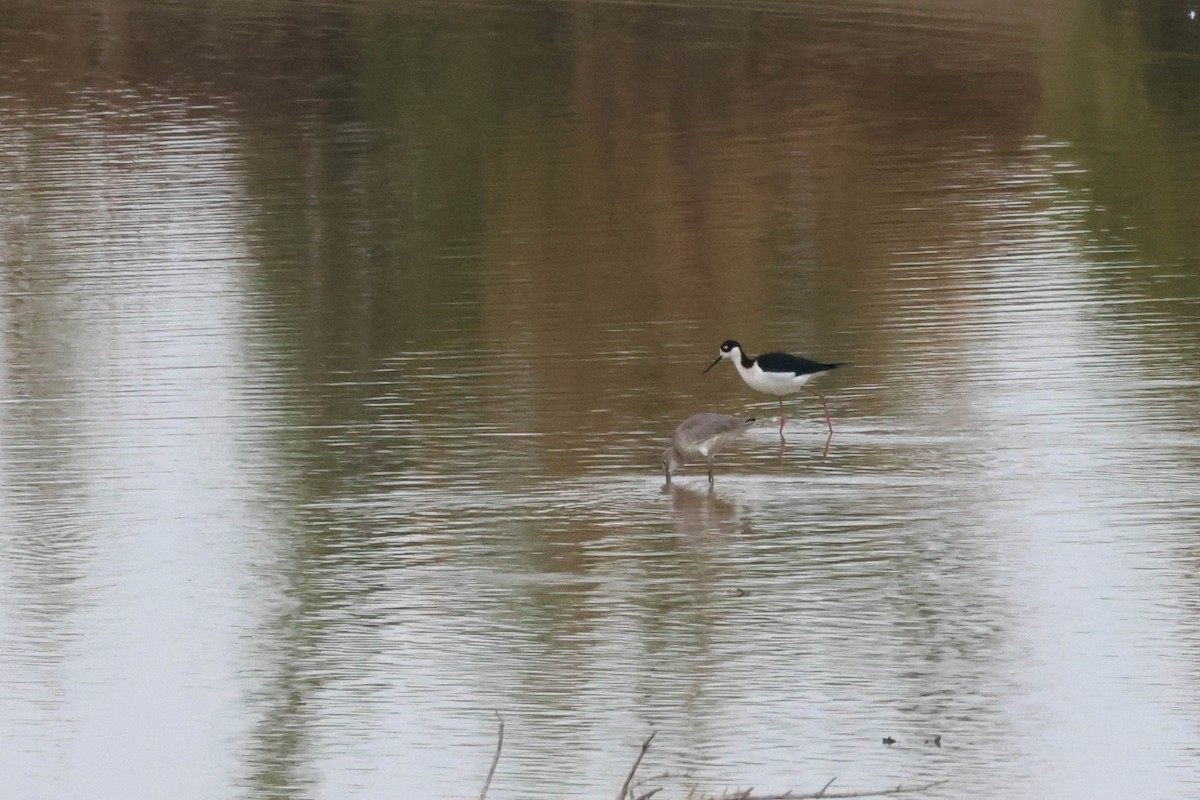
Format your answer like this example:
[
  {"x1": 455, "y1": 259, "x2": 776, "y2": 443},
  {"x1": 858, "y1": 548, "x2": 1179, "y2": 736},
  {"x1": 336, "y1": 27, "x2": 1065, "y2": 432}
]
[
  {"x1": 470, "y1": 719, "x2": 943, "y2": 800},
  {"x1": 616, "y1": 731, "x2": 658, "y2": 800},
  {"x1": 478, "y1": 712, "x2": 504, "y2": 800},
  {"x1": 698, "y1": 779, "x2": 949, "y2": 800}
]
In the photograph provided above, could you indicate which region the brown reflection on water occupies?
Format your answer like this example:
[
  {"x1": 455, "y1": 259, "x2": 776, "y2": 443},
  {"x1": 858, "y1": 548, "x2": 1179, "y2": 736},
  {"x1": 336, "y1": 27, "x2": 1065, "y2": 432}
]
[{"x1": 474, "y1": 2, "x2": 1054, "y2": 461}]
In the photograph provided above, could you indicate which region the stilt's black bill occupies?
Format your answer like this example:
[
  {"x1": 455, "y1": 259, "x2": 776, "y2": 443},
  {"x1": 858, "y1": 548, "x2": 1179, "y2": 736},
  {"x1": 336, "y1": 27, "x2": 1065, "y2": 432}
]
[{"x1": 702, "y1": 355, "x2": 723, "y2": 374}]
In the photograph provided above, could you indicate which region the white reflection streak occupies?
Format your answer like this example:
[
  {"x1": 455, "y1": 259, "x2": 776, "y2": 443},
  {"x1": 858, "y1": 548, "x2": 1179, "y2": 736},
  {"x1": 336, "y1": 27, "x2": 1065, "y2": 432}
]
[
  {"x1": 0, "y1": 105, "x2": 259, "y2": 800},
  {"x1": 966, "y1": 141, "x2": 1194, "y2": 796}
]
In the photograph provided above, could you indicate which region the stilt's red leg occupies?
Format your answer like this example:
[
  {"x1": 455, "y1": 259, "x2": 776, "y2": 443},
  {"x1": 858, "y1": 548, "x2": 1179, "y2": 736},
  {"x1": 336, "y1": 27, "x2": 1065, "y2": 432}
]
[
  {"x1": 803, "y1": 386, "x2": 834, "y2": 435},
  {"x1": 778, "y1": 398, "x2": 786, "y2": 437}
]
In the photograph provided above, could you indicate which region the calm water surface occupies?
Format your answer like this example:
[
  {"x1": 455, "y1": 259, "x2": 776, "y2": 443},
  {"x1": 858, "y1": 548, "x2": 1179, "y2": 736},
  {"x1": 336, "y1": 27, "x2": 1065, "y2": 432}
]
[{"x1": 3, "y1": 1, "x2": 1200, "y2": 798}]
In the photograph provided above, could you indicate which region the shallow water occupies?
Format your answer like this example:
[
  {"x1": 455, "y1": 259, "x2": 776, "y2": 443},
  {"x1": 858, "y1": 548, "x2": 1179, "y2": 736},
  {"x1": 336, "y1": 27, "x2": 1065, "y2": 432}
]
[{"x1": 3, "y1": 1, "x2": 1200, "y2": 798}]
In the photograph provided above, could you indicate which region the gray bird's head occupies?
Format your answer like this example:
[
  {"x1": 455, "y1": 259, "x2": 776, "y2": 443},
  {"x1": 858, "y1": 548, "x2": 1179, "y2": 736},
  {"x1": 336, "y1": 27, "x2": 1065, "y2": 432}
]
[{"x1": 662, "y1": 447, "x2": 682, "y2": 485}]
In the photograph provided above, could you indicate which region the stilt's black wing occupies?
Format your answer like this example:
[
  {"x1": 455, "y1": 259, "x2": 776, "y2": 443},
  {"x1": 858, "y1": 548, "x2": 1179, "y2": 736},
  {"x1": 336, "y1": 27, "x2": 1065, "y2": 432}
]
[{"x1": 755, "y1": 352, "x2": 842, "y2": 377}]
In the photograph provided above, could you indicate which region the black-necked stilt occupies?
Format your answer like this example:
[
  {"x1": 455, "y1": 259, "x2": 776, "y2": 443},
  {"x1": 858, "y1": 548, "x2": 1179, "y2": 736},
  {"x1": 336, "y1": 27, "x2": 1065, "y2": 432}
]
[
  {"x1": 662, "y1": 413, "x2": 756, "y2": 485},
  {"x1": 703, "y1": 339, "x2": 842, "y2": 435}
]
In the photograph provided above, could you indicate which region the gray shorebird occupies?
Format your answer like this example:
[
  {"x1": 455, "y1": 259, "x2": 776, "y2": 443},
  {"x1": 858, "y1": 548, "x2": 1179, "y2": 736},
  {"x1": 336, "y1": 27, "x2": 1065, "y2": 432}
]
[{"x1": 662, "y1": 413, "x2": 756, "y2": 485}]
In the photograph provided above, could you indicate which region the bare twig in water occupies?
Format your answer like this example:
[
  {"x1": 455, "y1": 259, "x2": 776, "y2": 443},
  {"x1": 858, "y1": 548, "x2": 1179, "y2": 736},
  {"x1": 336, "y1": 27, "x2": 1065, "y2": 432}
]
[
  {"x1": 616, "y1": 731, "x2": 657, "y2": 800},
  {"x1": 699, "y1": 778, "x2": 948, "y2": 800},
  {"x1": 478, "y1": 712, "x2": 504, "y2": 800},
  {"x1": 632, "y1": 769, "x2": 691, "y2": 800},
  {"x1": 478, "y1": 723, "x2": 942, "y2": 800}
]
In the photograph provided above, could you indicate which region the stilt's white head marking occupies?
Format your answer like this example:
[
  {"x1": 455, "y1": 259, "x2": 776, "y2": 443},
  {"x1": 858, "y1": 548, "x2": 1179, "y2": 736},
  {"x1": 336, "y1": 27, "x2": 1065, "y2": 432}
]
[{"x1": 704, "y1": 339, "x2": 744, "y2": 373}]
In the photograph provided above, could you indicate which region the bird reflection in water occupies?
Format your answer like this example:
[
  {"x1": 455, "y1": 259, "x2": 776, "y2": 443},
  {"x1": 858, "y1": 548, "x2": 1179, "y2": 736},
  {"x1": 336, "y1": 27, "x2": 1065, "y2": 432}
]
[{"x1": 664, "y1": 482, "x2": 749, "y2": 538}]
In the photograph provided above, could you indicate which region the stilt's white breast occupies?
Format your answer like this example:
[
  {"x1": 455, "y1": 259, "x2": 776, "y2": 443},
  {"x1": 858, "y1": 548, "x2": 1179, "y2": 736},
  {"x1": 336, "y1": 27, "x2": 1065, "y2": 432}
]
[{"x1": 735, "y1": 360, "x2": 811, "y2": 396}]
